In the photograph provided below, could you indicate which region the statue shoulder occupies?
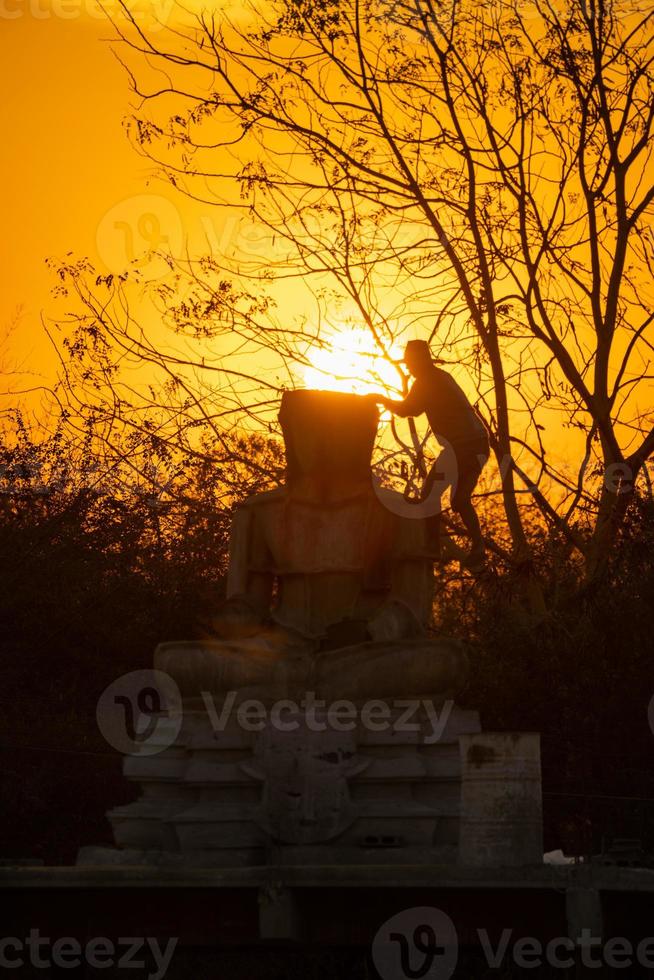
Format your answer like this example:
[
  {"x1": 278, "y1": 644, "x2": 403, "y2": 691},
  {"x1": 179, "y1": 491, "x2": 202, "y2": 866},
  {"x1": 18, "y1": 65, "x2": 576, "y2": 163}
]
[{"x1": 235, "y1": 487, "x2": 287, "y2": 511}]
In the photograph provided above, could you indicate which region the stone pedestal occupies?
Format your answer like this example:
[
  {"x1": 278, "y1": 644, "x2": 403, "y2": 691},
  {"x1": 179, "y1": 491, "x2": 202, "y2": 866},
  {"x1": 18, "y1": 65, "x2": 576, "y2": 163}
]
[
  {"x1": 82, "y1": 699, "x2": 489, "y2": 867},
  {"x1": 81, "y1": 699, "x2": 544, "y2": 868}
]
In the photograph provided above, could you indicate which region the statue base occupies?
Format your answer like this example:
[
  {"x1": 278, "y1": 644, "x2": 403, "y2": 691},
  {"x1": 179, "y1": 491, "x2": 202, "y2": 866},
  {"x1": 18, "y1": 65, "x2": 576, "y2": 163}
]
[{"x1": 79, "y1": 696, "x2": 543, "y2": 868}]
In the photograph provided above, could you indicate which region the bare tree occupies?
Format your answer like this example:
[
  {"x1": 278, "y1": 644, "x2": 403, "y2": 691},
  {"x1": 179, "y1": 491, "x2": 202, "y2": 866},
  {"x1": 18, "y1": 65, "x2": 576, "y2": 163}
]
[{"x1": 51, "y1": 0, "x2": 654, "y2": 581}]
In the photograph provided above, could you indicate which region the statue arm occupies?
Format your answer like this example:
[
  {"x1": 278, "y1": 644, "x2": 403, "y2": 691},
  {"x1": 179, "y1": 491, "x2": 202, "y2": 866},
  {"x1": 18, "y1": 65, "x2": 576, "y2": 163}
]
[
  {"x1": 226, "y1": 505, "x2": 254, "y2": 597},
  {"x1": 219, "y1": 504, "x2": 274, "y2": 633}
]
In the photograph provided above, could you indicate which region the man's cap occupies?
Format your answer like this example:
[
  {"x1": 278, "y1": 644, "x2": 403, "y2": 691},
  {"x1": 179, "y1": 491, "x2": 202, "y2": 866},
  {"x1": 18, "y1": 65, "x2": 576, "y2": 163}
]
[{"x1": 403, "y1": 339, "x2": 432, "y2": 362}]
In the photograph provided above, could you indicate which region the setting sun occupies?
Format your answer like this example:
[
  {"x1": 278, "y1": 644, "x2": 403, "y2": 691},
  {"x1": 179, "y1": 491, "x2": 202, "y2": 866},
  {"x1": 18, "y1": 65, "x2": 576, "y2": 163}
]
[{"x1": 302, "y1": 328, "x2": 403, "y2": 397}]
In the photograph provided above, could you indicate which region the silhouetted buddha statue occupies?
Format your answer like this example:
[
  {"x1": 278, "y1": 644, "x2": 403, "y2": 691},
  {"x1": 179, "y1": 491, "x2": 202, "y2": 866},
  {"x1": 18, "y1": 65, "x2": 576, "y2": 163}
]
[{"x1": 156, "y1": 390, "x2": 467, "y2": 702}]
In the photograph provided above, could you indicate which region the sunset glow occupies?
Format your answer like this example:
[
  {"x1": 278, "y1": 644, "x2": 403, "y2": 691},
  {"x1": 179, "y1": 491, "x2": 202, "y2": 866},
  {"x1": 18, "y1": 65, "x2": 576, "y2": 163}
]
[{"x1": 302, "y1": 329, "x2": 403, "y2": 398}]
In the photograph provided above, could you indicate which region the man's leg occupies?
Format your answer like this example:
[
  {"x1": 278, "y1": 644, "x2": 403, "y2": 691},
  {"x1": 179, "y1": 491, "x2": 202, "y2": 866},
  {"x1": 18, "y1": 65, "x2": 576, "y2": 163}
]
[
  {"x1": 420, "y1": 454, "x2": 446, "y2": 506},
  {"x1": 452, "y1": 489, "x2": 484, "y2": 556},
  {"x1": 451, "y1": 446, "x2": 488, "y2": 564},
  {"x1": 421, "y1": 452, "x2": 449, "y2": 556}
]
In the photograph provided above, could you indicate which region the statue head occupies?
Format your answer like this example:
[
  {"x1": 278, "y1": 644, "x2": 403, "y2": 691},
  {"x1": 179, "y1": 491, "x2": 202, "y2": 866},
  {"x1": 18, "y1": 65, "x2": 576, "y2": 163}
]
[{"x1": 279, "y1": 390, "x2": 378, "y2": 498}]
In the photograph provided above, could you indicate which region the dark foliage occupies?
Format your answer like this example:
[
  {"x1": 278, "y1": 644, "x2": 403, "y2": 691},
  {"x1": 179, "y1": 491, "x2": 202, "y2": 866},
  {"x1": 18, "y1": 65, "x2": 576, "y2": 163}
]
[
  {"x1": 0, "y1": 427, "x2": 233, "y2": 863},
  {"x1": 437, "y1": 497, "x2": 654, "y2": 858},
  {"x1": 1, "y1": 425, "x2": 653, "y2": 863}
]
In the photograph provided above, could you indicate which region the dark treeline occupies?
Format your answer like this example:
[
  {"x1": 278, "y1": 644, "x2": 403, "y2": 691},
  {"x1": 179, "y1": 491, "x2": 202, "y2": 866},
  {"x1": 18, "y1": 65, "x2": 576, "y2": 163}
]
[
  {"x1": 1, "y1": 421, "x2": 653, "y2": 863},
  {"x1": 0, "y1": 420, "x2": 279, "y2": 863}
]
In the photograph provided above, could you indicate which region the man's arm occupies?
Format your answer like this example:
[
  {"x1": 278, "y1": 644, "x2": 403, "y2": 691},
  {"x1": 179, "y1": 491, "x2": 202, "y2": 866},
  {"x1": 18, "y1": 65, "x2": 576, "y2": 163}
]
[{"x1": 372, "y1": 381, "x2": 424, "y2": 418}]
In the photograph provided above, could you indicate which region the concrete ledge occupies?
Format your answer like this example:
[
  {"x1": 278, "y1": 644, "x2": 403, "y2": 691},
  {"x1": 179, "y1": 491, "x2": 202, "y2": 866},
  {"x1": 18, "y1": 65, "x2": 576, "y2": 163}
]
[{"x1": 2, "y1": 863, "x2": 654, "y2": 892}]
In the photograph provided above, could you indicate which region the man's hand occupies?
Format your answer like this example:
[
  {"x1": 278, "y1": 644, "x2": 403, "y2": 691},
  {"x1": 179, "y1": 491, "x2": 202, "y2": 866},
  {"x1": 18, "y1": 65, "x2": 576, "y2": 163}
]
[{"x1": 364, "y1": 392, "x2": 391, "y2": 409}]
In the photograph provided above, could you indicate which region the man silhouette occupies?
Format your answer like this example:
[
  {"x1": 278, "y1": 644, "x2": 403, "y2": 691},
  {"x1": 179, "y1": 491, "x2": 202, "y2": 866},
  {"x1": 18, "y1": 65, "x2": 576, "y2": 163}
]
[{"x1": 372, "y1": 339, "x2": 489, "y2": 567}]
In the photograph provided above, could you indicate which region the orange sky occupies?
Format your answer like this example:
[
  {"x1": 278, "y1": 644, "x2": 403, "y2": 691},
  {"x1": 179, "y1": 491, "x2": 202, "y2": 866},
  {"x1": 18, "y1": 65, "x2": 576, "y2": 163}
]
[
  {"x1": 0, "y1": 6, "x2": 587, "y2": 490},
  {"x1": 0, "y1": 7, "x2": 241, "y2": 374},
  {"x1": 2, "y1": 3, "x2": 651, "y2": 501},
  {"x1": 2, "y1": 11, "x2": 137, "y2": 376},
  {"x1": 0, "y1": 6, "x2": 313, "y2": 408}
]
